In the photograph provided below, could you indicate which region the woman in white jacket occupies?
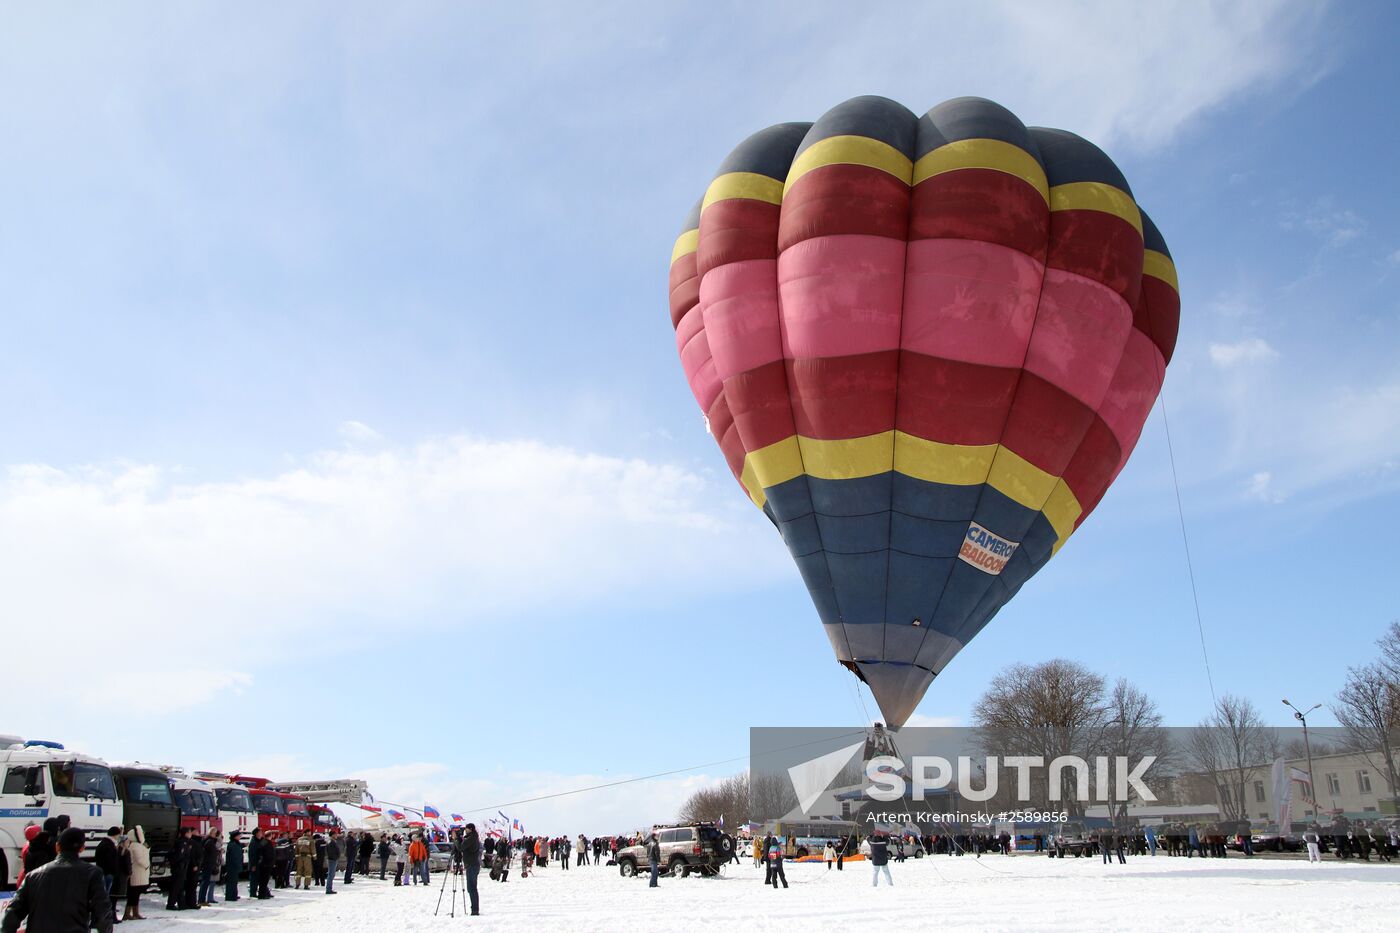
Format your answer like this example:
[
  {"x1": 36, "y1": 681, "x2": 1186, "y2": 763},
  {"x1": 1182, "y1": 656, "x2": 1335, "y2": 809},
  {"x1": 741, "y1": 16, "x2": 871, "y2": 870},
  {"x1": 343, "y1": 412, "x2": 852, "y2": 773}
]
[{"x1": 126, "y1": 824, "x2": 152, "y2": 921}]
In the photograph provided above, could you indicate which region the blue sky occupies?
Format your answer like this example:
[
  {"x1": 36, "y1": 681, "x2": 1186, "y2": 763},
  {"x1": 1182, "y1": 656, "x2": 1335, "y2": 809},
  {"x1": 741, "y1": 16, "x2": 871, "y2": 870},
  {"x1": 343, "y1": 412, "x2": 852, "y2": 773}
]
[{"x1": 2, "y1": 1, "x2": 1398, "y2": 833}]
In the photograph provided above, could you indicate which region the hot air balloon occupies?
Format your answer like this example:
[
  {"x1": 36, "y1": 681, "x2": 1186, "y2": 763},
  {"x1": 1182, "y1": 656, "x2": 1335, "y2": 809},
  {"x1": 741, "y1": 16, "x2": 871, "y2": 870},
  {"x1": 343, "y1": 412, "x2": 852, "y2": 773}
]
[{"x1": 667, "y1": 97, "x2": 1180, "y2": 728}]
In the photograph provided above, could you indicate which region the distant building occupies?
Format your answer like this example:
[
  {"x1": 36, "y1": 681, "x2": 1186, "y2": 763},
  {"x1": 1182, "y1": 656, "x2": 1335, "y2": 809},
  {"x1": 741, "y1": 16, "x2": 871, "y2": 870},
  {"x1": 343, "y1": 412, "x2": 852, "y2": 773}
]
[{"x1": 1165, "y1": 747, "x2": 1398, "y2": 822}]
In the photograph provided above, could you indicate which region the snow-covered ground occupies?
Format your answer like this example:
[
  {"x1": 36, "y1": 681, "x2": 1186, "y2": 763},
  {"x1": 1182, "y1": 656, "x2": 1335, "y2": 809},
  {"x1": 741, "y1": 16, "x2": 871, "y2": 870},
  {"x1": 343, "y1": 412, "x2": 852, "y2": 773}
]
[{"x1": 20, "y1": 855, "x2": 1400, "y2": 932}]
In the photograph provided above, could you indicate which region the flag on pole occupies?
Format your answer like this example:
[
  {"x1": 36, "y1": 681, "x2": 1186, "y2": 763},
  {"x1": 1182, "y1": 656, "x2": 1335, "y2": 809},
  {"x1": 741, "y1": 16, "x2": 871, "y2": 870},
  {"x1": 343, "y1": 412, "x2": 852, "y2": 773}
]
[
  {"x1": 451, "y1": 813, "x2": 465, "y2": 823},
  {"x1": 719, "y1": 814, "x2": 725, "y2": 829},
  {"x1": 361, "y1": 805, "x2": 382, "y2": 814},
  {"x1": 388, "y1": 810, "x2": 407, "y2": 821},
  {"x1": 423, "y1": 804, "x2": 441, "y2": 819}
]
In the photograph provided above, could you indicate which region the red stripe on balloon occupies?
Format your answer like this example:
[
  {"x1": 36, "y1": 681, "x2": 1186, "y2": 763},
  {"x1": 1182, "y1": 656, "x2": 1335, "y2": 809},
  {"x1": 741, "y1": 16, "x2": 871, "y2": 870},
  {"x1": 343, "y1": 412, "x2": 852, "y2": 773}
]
[
  {"x1": 1046, "y1": 209, "x2": 1143, "y2": 308},
  {"x1": 778, "y1": 164, "x2": 909, "y2": 251},
  {"x1": 910, "y1": 169, "x2": 1048, "y2": 261}
]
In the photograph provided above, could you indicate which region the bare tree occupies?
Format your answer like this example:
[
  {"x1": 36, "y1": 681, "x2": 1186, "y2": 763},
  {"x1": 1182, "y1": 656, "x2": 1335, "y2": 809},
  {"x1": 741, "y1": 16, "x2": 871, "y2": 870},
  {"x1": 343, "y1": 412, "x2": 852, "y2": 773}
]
[
  {"x1": 973, "y1": 659, "x2": 1111, "y2": 817},
  {"x1": 1332, "y1": 662, "x2": 1400, "y2": 803},
  {"x1": 677, "y1": 772, "x2": 750, "y2": 824},
  {"x1": 1098, "y1": 679, "x2": 1173, "y2": 820},
  {"x1": 1185, "y1": 695, "x2": 1278, "y2": 822},
  {"x1": 748, "y1": 770, "x2": 798, "y2": 822},
  {"x1": 1378, "y1": 620, "x2": 1400, "y2": 684}
]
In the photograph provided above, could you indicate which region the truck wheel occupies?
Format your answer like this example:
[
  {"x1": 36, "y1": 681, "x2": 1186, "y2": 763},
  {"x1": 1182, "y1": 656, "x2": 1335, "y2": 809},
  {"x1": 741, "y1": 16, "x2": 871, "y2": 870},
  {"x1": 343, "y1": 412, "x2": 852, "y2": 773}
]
[
  {"x1": 618, "y1": 858, "x2": 637, "y2": 877},
  {"x1": 669, "y1": 858, "x2": 688, "y2": 877},
  {"x1": 716, "y1": 834, "x2": 735, "y2": 857}
]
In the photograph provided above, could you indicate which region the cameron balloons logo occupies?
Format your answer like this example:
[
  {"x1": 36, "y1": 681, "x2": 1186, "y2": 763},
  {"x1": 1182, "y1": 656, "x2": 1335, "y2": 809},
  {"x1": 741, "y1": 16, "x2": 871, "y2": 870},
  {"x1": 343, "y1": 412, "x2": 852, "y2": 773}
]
[
  {"x1": 959, "y1": 523, "x2": 1018, "y2": 576},
  {"x1": 668, "y1": 96, "x2": 1180, "y2": 728}
]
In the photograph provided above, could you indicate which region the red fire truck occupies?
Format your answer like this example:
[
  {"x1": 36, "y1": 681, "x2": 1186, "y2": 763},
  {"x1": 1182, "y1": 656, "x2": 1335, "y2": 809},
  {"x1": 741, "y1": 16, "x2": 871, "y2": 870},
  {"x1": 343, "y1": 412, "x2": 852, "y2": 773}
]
[{"x1": 279, "y1": 793, "x2": 312, "y2": 834}]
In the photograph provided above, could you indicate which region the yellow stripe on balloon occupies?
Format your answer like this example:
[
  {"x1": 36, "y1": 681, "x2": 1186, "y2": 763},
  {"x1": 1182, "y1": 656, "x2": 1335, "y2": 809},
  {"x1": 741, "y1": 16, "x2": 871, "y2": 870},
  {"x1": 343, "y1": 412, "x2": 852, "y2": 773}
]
[
  {"x1": 1049, "y1": 182, "x2": 1143, "y2": 236},
  {"x1": 670, "y1": 228, "x2": 699, "y2": 265},
  {"x1": 894, "y1": 433, "x2": 997, "y2": 485},
  {"x1": 1142, "y1": 249, "x2": 1179, "y2": 292},
  {"x1": 912, "y1": 139, "x2": 1049, "y2": 203},
  {"x1": 738, "y1": 431, "x2": 1084, "y2": 551},
  {"x1": 784, "y1": 135, "x2": 913, "y2": 192},
  {"x1": 702, "y1": 172, "x2": 785, "y2": 212},
  {"x1": 1041, "y1": 480, "x2": 1083, "y2": 552},
  {"x1": 985, "y1": 446, "x2": 1059, "y2": 511},
  {"x1": 796, "y1": 432, "x2": 894, "y2": 480}
]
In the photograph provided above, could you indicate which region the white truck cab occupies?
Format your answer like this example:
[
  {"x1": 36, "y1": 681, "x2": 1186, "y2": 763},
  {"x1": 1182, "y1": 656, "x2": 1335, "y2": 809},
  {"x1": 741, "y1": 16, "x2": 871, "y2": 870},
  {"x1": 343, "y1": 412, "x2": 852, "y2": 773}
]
[
  {"x1": 1, "y1": 739, "x2": 124, "y2": 889},
  {"x1": 205, "y1": 781, "x2": 256, "y2": 838}
]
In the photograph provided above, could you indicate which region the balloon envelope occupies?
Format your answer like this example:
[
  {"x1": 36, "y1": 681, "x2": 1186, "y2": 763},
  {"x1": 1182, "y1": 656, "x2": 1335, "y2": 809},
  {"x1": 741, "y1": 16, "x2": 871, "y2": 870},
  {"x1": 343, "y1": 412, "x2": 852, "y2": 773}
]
[{"x1": 668, "y1": 97, "x2": 1179, "y2": 727}]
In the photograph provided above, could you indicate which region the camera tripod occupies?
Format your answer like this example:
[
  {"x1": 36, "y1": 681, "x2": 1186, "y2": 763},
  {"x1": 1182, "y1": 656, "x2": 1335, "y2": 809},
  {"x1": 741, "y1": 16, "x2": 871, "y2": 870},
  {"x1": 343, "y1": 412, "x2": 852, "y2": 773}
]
[{"x1": 434, "y1": 852, "x2": 470, "y2": 917}]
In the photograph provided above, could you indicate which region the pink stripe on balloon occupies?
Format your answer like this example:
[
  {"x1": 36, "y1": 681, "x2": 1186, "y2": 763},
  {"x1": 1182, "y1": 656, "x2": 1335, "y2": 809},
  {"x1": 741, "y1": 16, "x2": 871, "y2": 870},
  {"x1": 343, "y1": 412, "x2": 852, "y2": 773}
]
[
  {"x1": 699, "y1": 259, "x2": 784, "y2": 382},
  {"x1": 901, "y1": 238, "x2": 1044, "y2": 368},
  {"x1": 1098, "y1": 329, "x2": 1164, "y2": 459},
  {"x1": 676, "y1": 312, "x2": 722, "y2": 412},
  {"x1": 778, "y1": 235, "x2": 905, "y2": 360},
  {"x1": 1022, "y1": 268, "x2": 1132, "y2": 410}
]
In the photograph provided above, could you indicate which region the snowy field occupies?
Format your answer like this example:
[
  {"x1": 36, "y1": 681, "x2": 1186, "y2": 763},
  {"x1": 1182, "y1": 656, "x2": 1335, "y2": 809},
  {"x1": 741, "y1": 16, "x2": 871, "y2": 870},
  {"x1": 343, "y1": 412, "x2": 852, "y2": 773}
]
[{"x1": 17, "y1": 855, "x2": 1398, "y2": 932}]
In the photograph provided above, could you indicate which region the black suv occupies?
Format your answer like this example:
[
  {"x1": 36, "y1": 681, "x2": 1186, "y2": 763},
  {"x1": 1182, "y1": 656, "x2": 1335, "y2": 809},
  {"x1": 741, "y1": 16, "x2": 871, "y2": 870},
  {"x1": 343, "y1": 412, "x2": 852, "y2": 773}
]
[{"x1": 617, "y1": 822, "x2": 735, "y2": 878}]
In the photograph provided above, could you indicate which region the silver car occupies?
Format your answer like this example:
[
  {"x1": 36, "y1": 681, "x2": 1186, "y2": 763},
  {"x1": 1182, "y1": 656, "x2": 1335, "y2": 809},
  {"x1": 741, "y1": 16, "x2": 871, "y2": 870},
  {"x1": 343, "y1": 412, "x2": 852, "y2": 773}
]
[{"x1": 617, "y1": 822, "x2": 734, "y2": 878}]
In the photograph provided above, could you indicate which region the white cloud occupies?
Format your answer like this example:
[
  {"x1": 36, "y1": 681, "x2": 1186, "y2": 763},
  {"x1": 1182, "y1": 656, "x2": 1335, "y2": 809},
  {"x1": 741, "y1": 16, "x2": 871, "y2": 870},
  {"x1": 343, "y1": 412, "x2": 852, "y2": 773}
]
[
  {"x1": 0, "y1": 434, "x2": 781, "y2": 712},
  {"x1": 1209, "y1": 337, "x2": 1278, "y2": 367},
  {"x1": 1384, "y1": 248, "x2": 1400, "y2": 267},
  {"x1": 1244, "y1": 471, "x2": 1285, "y2": 504},
  {"x1": 901, "y1": 713, "x2": 961, "y2": 728},
  {"x1": 338, "y1": 420, "x2": 384, "y2": 444},
  {"x1": 1280, "y1": 198, "x2": 1367, "y2": 248}
]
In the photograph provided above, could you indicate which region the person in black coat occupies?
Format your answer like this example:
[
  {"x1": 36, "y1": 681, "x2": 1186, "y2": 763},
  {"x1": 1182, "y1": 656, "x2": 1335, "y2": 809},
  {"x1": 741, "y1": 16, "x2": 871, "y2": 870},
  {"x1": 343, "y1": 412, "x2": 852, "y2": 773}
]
[
  {"x1": 246, "y1": 828, "x2": 264, "y2": 898},
  {"x1": 377, "y1": 834, "x2": 391, "y2": 879},
  {"x1": 255, "y1": 833, "x2": 275, "y2": 898},
  {"x1": 462, "y1": 824, "x2": 481, "y2": 916},
  {"x1": 343, "y1": 831, "x2": 356, "y2": 885},
  {"x1": 93, "y1": 827, "x2": 121, "y2": 895},
  {"x1": 182, "y1": 830, "x2": 203, "y2": 910},
  {"x1": 166, "y1": 828, "x2": 191, "y2": 911},
  {"x1": 1, "y1": 828, "x2": 113, "y2": 933},
  {"x1": 273, "y1": 834, "x2": 292, "y2": 888},
  {"x1": 325, "y1": 833, "x2": 342, "y2": 894},
  {"x1": 358, "y1": 833, "x2": 373, "y2": 874},
  {"x1": 200, "y1": 834, "x2": 221, "y2": 904},
  {"x1": 224, "y1": 832, "x2": 245, "y2": 902}
]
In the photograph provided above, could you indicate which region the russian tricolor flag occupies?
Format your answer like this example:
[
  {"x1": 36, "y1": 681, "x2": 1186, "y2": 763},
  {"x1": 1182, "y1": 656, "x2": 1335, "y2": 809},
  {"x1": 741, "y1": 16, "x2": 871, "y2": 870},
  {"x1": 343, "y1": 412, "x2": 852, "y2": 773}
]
[{"x1": 423, "y1": 804, "x2": 441, "y2": 819}]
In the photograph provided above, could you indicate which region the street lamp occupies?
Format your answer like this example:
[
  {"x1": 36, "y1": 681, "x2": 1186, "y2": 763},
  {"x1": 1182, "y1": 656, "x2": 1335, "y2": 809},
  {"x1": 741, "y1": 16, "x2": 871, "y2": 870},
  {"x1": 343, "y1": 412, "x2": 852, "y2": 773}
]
[{"x1": 1282, "y1": 699, "x2": 1328, "y2": 813}]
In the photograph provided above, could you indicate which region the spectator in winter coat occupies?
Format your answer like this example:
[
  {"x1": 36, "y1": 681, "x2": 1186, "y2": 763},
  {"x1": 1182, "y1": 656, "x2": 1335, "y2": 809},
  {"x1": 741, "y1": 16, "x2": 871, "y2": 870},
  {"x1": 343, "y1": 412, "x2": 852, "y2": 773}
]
[
  {"x1": 247, "y1": 828, "x2": 264, "y2": 898},
  {"x1": 109, "y1": 833, "x2": 131, "y2": 922},
  {"x1": 254, "y1": 833, "x2": 275, "y2": 899},
  {"x1": 94, "y1": 827, "x2": 121, "y2": 894},
  {"x1": 200, "y1": 834, "x2": 221, "y2": 904},
  {"x1": 183, "y1": 829, "x2": 203, "y2": 909},
  {"x1": 1, "y1": 827, "x2": 113, "y2": 933},
  {"x1": 359, "y1": 833, "x2": 373, "y2": 874},
  {"x1": 391, "y1": 838, "x2": 407, "y2": 886},
  {"x1": 767, "y1": 838, "x2": 787, "y2": 888},
  {"x1": 224, "y1": 833, "x2": 245, "y2": 903},
  {"x1": 824, "y1": 842, "x2": 836, "y2": 870},
  {"x1": 463, "y1": 824, "x2": 481, "y2": 916},
  {"x1": 17, "y1": 825, "x2": 48, "y2": 886},
  {"x1": 408, "y1": 836, "x2": 428, "y2": 885},
  {"x1": 377, "y1": 835, "x2": 391, "y2": 880},
  {"x1": 273, "y1": 834, "x2": 293, "y2": 888},
  {"x1": 325, "y1": 833, "x2": 341, "y2": 895},
  {"x1": 343, "y1": 831, "x2": 357, "y2": 885},
  {"x1": 576, "y1": 834, "x2": 588, "y2": 866},
  {"x1": 166, "y1": 828, "x2": 192, "y2": 911},
  {"x1": 646, "y1": 834, "x2": 661, "y2": 888},
  {"x1": 869, "y1": 832, "x2": 892, "y2": 887},
  {"x1": 125, "y1": 825, "x2": 151, "y2": 921}
]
